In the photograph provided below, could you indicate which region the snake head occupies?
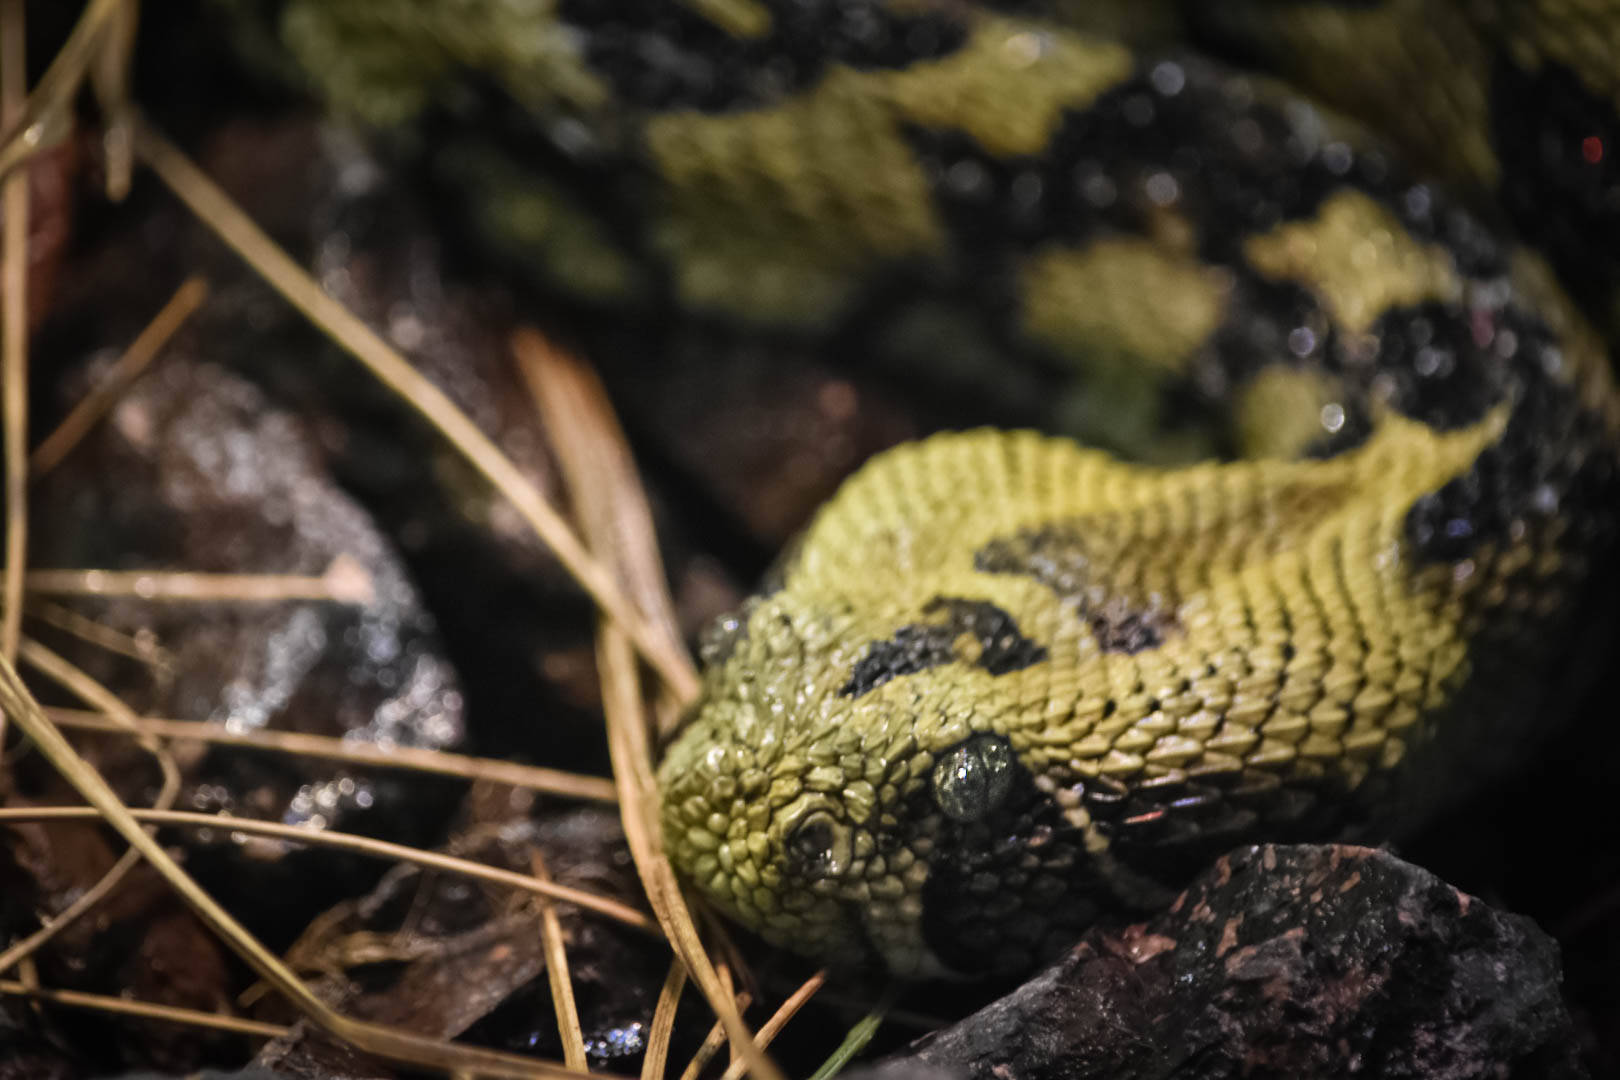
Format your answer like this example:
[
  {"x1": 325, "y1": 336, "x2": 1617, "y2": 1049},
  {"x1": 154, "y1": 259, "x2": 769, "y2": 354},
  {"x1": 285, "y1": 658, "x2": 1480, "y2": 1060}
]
[
  {"x1": 657, "y1": 570, "x2": 1121, "y2": 977},
  {"x1": 657, "y1": 591, "x2": 933, "y2": 973}
]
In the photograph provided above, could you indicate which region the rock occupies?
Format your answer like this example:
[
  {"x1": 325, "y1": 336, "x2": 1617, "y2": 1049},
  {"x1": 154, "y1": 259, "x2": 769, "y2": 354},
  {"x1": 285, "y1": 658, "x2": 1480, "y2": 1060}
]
[{"x1": 858, "y1": 844, "x2": 1585, "y2": 1080}]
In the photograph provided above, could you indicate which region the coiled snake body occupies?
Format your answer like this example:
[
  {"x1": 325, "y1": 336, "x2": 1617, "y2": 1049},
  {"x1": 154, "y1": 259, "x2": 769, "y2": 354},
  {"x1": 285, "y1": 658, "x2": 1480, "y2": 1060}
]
[
  {"x1": 642, "y1": 1, "x2": 1620, "y2": 976},
  {"x1": 241, "y1": 0, "x2": 1620, "y2": 976}
]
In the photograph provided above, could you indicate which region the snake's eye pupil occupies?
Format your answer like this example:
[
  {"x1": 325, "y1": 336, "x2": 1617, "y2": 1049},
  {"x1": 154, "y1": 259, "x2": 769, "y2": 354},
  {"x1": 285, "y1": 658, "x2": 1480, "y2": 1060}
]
[
  {"x1": 787, "y1": 811, "x2": 847, "y2": 879},
  {"x1": 932, "y1": 734, "x2": 1015, "y2": 822}
]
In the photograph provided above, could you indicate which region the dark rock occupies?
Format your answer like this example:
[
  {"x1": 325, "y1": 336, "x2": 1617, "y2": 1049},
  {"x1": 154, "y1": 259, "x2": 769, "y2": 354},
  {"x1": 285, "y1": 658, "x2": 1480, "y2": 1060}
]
[{"x1": 858, "y1": 844, "x2": 1584, "y2": 1080}]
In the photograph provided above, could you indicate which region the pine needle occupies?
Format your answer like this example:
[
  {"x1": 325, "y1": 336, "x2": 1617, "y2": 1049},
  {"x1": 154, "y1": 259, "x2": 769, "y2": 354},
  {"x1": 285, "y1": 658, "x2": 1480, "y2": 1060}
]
[
  {"x1": 0, "y1": 638, "x2": 182, "y2": 978},
  {"x1": 0, "y1": 979, "x2": 289, "y2": 1039},
  {"x1": 30, "y1": 275, "x2": 209, "y2": 475},
  {"x1": 519, "y1": 332, "x2": 782, "y2": 1080},
  {"x1": 24, "y1": 599, "x2": 175, "y2": 676},
  {"x1": 806, "y1": 988, "x2": 897, "y2": 1080},
  {"x1": 2, "y1": 0, "x2": 30, "y2": 670},
  {"x1": 0, "y1": 658, "x2": 613, "y2": 1076},
  {"x1": 641, "y1": 960, "x2": 687, "y2": 1080},
  {"x1": 44, "y1": 706, "x2": 618, "y2": 803},
  {"x1": 25, "y1": 559, "x2": 376, "y2": 605},
  {"x1": 132, "y1": 118, "x2": 699, "y2": 703},
  {"x1": 717, "y1": 970, "x2": 828, "y2": 1080},
  {"x1": 531, "y1": 851, "x2": 590, "y2": 1072},
  {"x1": 0, "y1": 804, "x2": 658, "y2": 936}
]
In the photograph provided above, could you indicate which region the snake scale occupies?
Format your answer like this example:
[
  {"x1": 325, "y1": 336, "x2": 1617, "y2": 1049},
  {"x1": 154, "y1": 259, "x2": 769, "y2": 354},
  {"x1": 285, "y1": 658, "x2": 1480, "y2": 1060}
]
[{"x1": 250, "y1": 0, "x2": 1620, "y2": 976}]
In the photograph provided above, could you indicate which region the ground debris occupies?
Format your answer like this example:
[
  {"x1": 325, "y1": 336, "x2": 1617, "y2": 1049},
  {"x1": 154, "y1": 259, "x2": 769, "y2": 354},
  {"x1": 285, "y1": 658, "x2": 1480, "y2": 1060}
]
[{"x1": 857, "y1": 844, "x2": 1585, "y2": 1080}]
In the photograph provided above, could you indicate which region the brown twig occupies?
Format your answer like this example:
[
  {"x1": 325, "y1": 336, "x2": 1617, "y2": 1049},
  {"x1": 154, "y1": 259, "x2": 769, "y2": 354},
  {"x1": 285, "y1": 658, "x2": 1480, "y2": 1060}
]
[
  {"x1": 531, "y1": 851, "x2": 589, "y2": 1072},
  {"x1": 0, "y1": 638, "x2": 183, "y2": 979},
  {"x1": 0, "y1": 804, "x2": 659, "y2": 936},
  {"x1": 0, "y1": 979, "x2": 289, "y2": 1039},
  {"x1": 132, "y1": 118, "x2": 699, "y2": 703},
  {"x1": 523, "y1": 334, "x2": 779, "y2": 1079},
  {"x1": 24, "y1": 559, "x2": 376, "y2": 605},
  {"x1": 718, "y1": 970, "x2": 829, "y2": 1080},
  {"x1": 1, "y1": 0, "x2": 29, "y2": 671},
  {"x1": 44, "y1": 706, "x2": 618, "y2": 803},
  {"x1": 30, "y1": 275, "x2": 209, "y2": 475},
  {"x1": 642, "y1": 960, "x2": 687, "y2": 1080}
]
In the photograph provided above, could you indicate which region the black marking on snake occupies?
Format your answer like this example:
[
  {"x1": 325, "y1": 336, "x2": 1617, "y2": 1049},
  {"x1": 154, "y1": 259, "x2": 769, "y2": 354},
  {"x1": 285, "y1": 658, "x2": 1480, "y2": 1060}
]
[
  {"x1": 839, "y1": 597, "x2": 1046, "y2": 698},
  {"x1": 913, "y1": 760, "x2": 1110, "y2": 976},
  {"x1": 882, "y1": 54, "x2": 1532, "y2": 465},
  {"x1": 1358, "y1": 291, "x2": 1620, "y2": 567},
  {"x1": 975, "y1": 526, "x2": 1179, "y2": 653},
  {"x1": 556, "y1": 0, "x2": 969, "y2": 114},
  {"x1": 911, "y1": 747, "x2": 1285, "y2": 974},
  {"x1": 896, "y1": 55, "x2": 1359, "y2": 265},
  {"x1": 1491, "y1": 54, "x2": 1620, "y2": 322}
]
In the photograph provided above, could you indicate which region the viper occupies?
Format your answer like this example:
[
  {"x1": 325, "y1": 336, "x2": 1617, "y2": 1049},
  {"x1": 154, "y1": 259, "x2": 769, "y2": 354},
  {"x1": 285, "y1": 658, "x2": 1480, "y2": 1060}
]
[
  {"x1": 646, "y1": 1, "x2": 1620, "y2": 977},
  {"x1": 251, "y1": 0, "x2": 1620, "y2": 977}
]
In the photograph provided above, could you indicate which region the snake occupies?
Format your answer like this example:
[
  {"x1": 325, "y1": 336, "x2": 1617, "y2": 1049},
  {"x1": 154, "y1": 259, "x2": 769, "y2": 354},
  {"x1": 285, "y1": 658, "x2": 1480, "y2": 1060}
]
[{"x1": 245, "y1": 0, "x2": 1620, "y2": 976}]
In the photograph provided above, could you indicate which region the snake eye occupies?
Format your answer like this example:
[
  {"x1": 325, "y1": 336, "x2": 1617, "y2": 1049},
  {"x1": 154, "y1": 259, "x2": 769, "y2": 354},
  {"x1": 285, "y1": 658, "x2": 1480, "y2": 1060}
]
[
  {"x1": 932, "y1": 734, "x2": 1015, "y2": 822},
  {"x1": 786, "y1": 811, "x2": 850, "y2": 880}
]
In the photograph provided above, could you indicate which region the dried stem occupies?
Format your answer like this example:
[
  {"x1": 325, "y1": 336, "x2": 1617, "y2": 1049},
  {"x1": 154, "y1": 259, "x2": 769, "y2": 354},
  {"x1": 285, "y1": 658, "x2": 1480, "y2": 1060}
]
[
  {"x1": 642, "y1": 960, "x2": 687, "y2": 1080},
  {"x1": 45, "y1": 706, "x2": 618, "y2": 803},
  {"x1": 31, "y1": 275, "x2": 209, "y2": 475},
  {"x1": 0, "y1": 804, "x2": 659, "y2": 936},
  {"x1": 1, "y1": 0, "x2": 29, "y2": 670},
  {"x1": 718, "y1": 970, "x2": 829, "y2": 1080},
  {"x1": 531, "y1": 851, "x2": 589, "y2": 1072},
  {"x1": 0, "y1": 978, "x2": 289, "y2": 1039},
  {"x1": 132, "y1": 118, "x2": 699, "y2": 703},
  {"x1": 0, "y1": 655, "x2": 615, "y2": 1076},
  {"x1": 525, "y1": 335, "x2": 778, "y2": 1079},
  {"x1": 25, "y1": 559, "x2": 375, "y2": 605}
]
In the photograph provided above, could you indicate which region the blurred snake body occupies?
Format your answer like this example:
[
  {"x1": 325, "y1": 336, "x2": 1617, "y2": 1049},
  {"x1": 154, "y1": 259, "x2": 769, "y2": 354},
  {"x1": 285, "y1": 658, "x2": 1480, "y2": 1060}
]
[
  {"x1": 644, "y1": 1, "x2": 1620, "y2": 976},
  {"x1": 255, "y1": 0, "x2": 1620, "y2": 975}
]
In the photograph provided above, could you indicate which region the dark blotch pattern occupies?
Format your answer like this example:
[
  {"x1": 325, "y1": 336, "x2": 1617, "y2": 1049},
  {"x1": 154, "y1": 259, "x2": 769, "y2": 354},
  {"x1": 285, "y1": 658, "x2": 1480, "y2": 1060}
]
[
  {"x1": 556, "y1": 0, "x2": 968, "y2": 113},
  {"x1": 976, "y1": 526, "x2": 1179, "y2": 653},
  {"x1": 916, "y1": 761, "x2": 1109, "y2": 975},
  {"x1": 1393, "y1": 304, "x2": 1619, "y2": 566},
  {"x1": 883, "y1": 52, "x2": 1530, "y2": 463},
  {"x1": 1491, "y1": 55, "x2": 1620, "y2": 322},
  {"x1": 840, "y1": 596, "x2": 1047, "y2": 698}
]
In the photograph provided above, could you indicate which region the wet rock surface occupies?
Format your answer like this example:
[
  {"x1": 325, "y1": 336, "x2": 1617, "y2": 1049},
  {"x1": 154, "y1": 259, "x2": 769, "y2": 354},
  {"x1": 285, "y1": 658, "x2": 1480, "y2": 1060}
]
[{"x1": 857, "y1": 844, "x2": 1585, "y2": 1080}]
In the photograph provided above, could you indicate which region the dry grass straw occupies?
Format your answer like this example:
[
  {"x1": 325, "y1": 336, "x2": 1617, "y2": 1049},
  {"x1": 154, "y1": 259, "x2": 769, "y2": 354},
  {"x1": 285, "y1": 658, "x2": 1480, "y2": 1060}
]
[
  {"x1": 0, "y1": 656, "x2": 592, "y2": 1078},
  {"x1": 45, "y1": 706, "x2": 619, "y2": 803},
  {"x1": 0, "y1": 979, "x2": 291, "y2": 1039},
  {"x1": 0, "y1": 638, "x2": 181, "y2": 978},
  {"x1": 531, "y1": 851, "x2": 590, "y2": 1071},
  {"x1": 0, "y1": 3, "x2": 823, "y2": 1072},
  {"x1": 642, "y1": 960, "x2": 688, "y2": 1080},
  {"x1": 30, "y1": 274, "x2": 209, "y2": 474},
  {"x1": 132, "y1": 117, "x2": 700, "y2": 704},
  {"x1": 516, "y1": 329, "x2": 785, "y2": 1080},
  {"x1": 2, "y1": 0, "x2": 30, "y2": 668},
  {"x1": 25, "y1": 560, "x2": 377, "y2": 605},
  {"x1": 717, "y1": 970, "x2": 828, "y2": 1080},
  {"x1": 0, "y1": 803, "x2": 659, "y2": 936}
]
